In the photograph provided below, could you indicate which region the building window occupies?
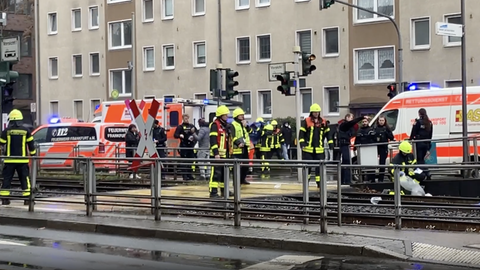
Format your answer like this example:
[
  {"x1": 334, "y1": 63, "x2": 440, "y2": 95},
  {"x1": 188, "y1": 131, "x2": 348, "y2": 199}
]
[
  {"x1": 324, "y1": 87, "x2": 340, "y2": 114},
  {"x1": 193, "y1": 42, "x2": 206, "y2": 67},
  {"x1": 90, "y1": 99, "x2": 101, "y2": 118},
  {"x1": 256, "y1": 0, "x2": 270, "y2": 7},
  {"x1": 355, "y1": 47, "x2": 395, "y2": 83},
  {"x1": 236, "y1": 0, "x2": 249, "y2": 10},
  {"x1": 89, "y1": 6, "x2": 99, "y2": 29},
  {"x1": 72, "y1": 55, "x2": 82, "y2": 77},
  {"x1": 50, "y1": 101, "x2": 59, "y2": 115},
  {"x1": 90, "y1": 53, "x2": 100, "y2": 76},
  {"x1": 297, "y1": 30, "x2": 312, "y2": 54},
  {"x1": 109, "y1": 20, "x2": 132, "y2": 49},
  {"x1": 7, "y1": 0, "x2": 32, "y2": 14},
  {"x1": 355, "y1": 0, "x2": 394, "y2": 23},
  {"x1": 236, "y1": 37, "x2": 250, "y2": 63},
  {"x1": 194, "y1": 93, "x2": 207, "y2": 100},
  {"x1": 257, "y1": 35, "x2": 271, "y2": 61},
  {"x1": 21, "y1": 36, "x2": 31, "y2": 57},
  {"x1": 48, "y1": 12, "x2": 58, "y2": 35},
  {"x1": 445, "y1": 15, "x2": 462, "y2": 46},
  {"x1": 162, "y1": 0, "x2": 174, "y2": 19},
  {"x1": 162, "y1": 45, "x2": 175, "y2": 69},
  {"x1": 323, "y1": 27, "x2": 339, "y2": 56},
  {"x1": 110, "y1": 69, "x2": 132, "y2": 95},
  {"x1": 143, "y1": 0, "x2": 154, "y2": 22},
  {"x1": 239, "y1": 92, "x2": 252, "y2": 116},
  {"x1": 258, "y1": 90, "x2": 272, "y2": 116},
  {"x1": 193, "y1": 0, "x2": 205, "y2": 15},
  {"x1": 411, "y1": 18, "x2": 430, "y2": 49},
  {"x1": 16, "y1": 74, "x2": 32, "y2": 99},
  {"x1": 445, "y1": 80, "x2": 462, "y2": 88},
  {"x1": 72, "y1": 9, "x2": 82, "y2": 31},
  {"x1": 74, "y1": 100, "x2": 84, "y2": 119},
  {"x1": 300, "y1": 89, "x2": 312, "y2": 114},
  {"x1": 49, "y1": 57, "x2": 58, "y2": 79},
  {"x1": 143, "y1": 46, "x2": 155, "y2": 71}
]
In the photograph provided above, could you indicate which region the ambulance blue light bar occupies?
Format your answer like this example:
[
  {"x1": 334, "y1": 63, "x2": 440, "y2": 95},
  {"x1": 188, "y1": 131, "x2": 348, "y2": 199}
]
[
  {"x1": 164, "y1": 98, "x2": 173, "y2": 103},
  {"x1": 49, "y1": 116, "x2": 61, "y2": 124},
  {"x1": 203, "y1": 99, "x2": 209, "y2": 105}
]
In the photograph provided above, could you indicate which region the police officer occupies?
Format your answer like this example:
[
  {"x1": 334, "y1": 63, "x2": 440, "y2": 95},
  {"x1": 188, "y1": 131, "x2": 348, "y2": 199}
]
[
  {"x1": 209, "y1": 106, "x2": 232, "y2": 198},
  {"x1": 409, "y1": 108, "x2": 433, "y2": 180},
  {"x1": 374, "y1": 116, "x2": 394, "y2": 182},
  {"x1": 298, "y1": 104, "x2": 333, "y2": 188},
  {"x1": 231, "y1": 108, "x2": 251, "y2": 185},
  {"x1": 389, "y1": 141, "x2": 426, "y2": 184},
  {"x1": 338, "y1": 113, "x2": 367, "y2": 184},
  {"x1": 354, "y1": 117, "x2": 376, "y2": 182},
  {"x1": 174, "y1": 114, "x2": 197, "y2": 180},
  {"x1": 0, "y1": 109, "x2": 36, "y2": 206},
  {"x1": 153, "y1": 120, "x2": 167, "y2": 180}
]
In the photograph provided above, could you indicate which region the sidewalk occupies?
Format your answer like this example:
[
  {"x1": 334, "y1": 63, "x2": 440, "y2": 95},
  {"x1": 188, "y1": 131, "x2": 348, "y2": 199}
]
[{"x1": 0, "y1": 208, "x2": 479, "y2": 268}]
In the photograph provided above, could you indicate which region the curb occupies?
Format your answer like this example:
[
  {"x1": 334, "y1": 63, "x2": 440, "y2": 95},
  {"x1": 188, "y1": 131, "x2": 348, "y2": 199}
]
[{"x1": 0, "y1": 214, "x2": 406, "y2": 260}]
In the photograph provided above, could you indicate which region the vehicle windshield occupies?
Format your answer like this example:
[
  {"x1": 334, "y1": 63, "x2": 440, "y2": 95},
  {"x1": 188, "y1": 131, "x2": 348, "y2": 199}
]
[{"x1": 369, "y1": 109, "x2": 399, "y2": 131}]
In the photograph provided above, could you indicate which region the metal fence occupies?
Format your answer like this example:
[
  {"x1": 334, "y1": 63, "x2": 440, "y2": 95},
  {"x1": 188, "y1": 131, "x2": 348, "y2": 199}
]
[{"x1": 1, "y1": 156, "x2": 479, "y2": 234}]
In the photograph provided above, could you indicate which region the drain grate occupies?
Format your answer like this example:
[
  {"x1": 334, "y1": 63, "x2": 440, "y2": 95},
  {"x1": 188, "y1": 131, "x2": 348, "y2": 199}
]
[{"x1": 412, "y1": 242, "x2": 480, "y2": 266}]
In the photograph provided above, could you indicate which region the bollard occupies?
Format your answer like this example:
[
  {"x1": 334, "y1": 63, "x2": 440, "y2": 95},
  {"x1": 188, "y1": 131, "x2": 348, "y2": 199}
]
[
  {"x1": 393, "y1": 166, "x2": 402, "y2": 230},
  {"x1": 233, "y1": 161, "x2": 241, "y2": 227},
  {"x1": 153, "y1": 160, "x2": 162, "y2": 221},
  {"x1": 473, "y1": 137, "x2": 479, "y2": 178},
  {"x1": 223, "y1": 164, "x2": 230, "y2": 220},
  {"x1": 28, "y1": 156, "x2": 38, "y2": 212},
  {"x1": 336, "y1": 161, "x2": 342, "y2": 226},
  {"x1": 302, "y1": 165, "x2": 309, "y2": 225},
  {"x1": 319, "y1": 161, "x2": 328, "y2": 233},
  {"x1": 85, "y1": 159, "x2": 94, "y2": 217}
]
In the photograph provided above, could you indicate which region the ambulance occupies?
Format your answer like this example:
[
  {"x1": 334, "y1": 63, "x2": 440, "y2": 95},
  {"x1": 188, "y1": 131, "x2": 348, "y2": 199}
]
[{"x1": 368, "y1": 86, "x2": 480, "y2": 166}]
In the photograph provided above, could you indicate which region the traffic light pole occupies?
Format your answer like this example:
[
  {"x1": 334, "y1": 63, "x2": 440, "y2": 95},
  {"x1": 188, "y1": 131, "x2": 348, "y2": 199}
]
[
  {"x1": 333, "y1": 0, "x2": 403, "y2": 93},
  {"x1": 216, "y1": 64, "x2": 223, "y2": 106},
  {"x1": 293, "y1": 46, "x2": 303, "y2": 183}
]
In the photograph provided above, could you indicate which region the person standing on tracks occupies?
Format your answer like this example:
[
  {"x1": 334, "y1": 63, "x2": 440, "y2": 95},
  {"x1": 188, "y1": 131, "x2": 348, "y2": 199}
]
[
  {"x1": 298, "y1": 104, "x2": 334, "y2": 188},
  {"x1": 355, "y1": 117, "x2": 376, "y2": 182},
  {"x1": 389, "y1": 141, "x2": 426, "y2": 184},
  {"x1": 0, "y1": 109, "x2": 36, "y2": 206},
  {"x1": 409, "y1": 108, "x2": 433, "y2": 180},
  {"x1": 174, "y1": 114, "x2": 197, "y2": 181},
  {"x1": 270, "y1": 120, "x2": 284, "y2": 160},
  {"x1": 209, "y1": 106, "x2": 233, "y2": 198},
  {"x1": 338, "y1": 113, "x2": 367, "y2": 185},
  {"x1": 193, "y1": 118, "x2": 210, "y2": 180},
  {"x1": 152, "y1": 120, "x2": 167, "y2": 180},
  {"x1": 374, "y1": 116, "x2": 395, "y2": 182},
  {"x1": 230, "y1": 108, "x2": 251, "y2": 185},
  {"x1": 125, "y1": 124, "x2": 141, "y2": 179}
]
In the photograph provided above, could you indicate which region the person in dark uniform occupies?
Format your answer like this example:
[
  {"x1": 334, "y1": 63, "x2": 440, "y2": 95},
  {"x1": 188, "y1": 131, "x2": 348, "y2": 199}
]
[
  {"x1": 174, "y1": 114, "x2": 197, "y2": 180},
  {"x1": 355, "y1": 117, "x2": 376, "y2": 182},
  {"x1": 409, "y1": 108, "x2": 433, "y2": 180},
  {"x1": 152, "y1": 120, "x2": 167, "y2": 180},
  {"x1": 125, "y1": 124, "x2": 140, "y2": 179},
  {"x1": 209, "y1": 106, "x2": 232, "y2": 198},
  {"x1": 0, "y1": 109, "x2": 36, "y2": 206},
  {"x1": 338, "y1": 113, "x2": 367, "y2": 185},
  {"x1": 374, "y1": 116, "x2": 395, "y2": 182}
]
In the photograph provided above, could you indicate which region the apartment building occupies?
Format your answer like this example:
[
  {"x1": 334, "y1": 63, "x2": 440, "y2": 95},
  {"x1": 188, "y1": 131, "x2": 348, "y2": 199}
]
[
  {"x1": 38, "y1": 0, "x2": 106, "y2": 123},
  {"x1": 2, "y1": 0, "x2": 35, "y2": 124}
]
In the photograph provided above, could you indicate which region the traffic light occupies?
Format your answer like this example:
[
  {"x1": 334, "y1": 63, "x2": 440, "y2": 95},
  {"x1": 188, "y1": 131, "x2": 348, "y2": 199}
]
[
  {"x1": 387, "y1": 83, "x2": 397, "y2": 99},
  {"x1": 209, "y1": 69, "x2": 219, "y2": 97},
  {"x1": 301, "y1": 52, "x2": 316, "y2": 76},
  {"x1": 276, "y1": 73, "x2": 293, "y2": 96},
  {"x1": 225, "y1": 69, "x2": 239, "y2": 100},
  {"x1": 320, "y1": 0, "x2": 335, "y2": 9}
]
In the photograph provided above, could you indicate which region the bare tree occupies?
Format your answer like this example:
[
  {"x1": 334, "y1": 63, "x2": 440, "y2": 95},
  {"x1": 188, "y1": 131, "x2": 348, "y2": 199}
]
[{"x1": 0, "y1": 0, "x2": 35, "y2": 39}]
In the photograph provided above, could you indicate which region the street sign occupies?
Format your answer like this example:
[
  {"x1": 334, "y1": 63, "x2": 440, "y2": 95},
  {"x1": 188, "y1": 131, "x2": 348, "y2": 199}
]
[
  {"x1": 435, "y1": 22, "x2": 463, "y2": 37},
  {"x1": 268, "y1": 63, "x2": 286, "y2": 82},
  {"x1": 1, "y1": 37, "x2": 20, "y2": 62},
  {"x1": 30, "y1": 103, "x2": 36, "y2": 113}
]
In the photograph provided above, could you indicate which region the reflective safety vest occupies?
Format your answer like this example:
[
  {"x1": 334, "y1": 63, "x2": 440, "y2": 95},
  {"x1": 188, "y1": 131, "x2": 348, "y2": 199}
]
[
  {"x1": 272, "y1": 129, "x2": 284, "y2": 149},
  {"x1": 388, "y1": 190, "x2": 406, "y2": 195},
  {"x1": 231, "y1": 121, "x2": 250, "y2": 155},
  {"x1": 209, "y1": 120, "x2": 228, "y2": 158}
]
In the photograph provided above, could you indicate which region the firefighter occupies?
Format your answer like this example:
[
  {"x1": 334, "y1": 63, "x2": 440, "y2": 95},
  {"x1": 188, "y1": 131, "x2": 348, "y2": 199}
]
[
  {"x1": 298, "y1": 104, "x2": 333, "y2": 188},
  {"x1": 230, "y1": 108, "x2": 251, "y2": 185},
  {"x1": 174, "y1": 114, "x2": 197, "y2": 180},
  {"x1": 0, "y1": 109, "x2": 36, "y2": 206},
  {"x1": 209, "y1": 105, "x2": 233, "y2": 198},
  {"x1": 409, "y1": 108, "x2": 433, "y2": 180},
  {"x1": 389, "y1": 141, "x2": 426, "y2": 184},
  {"x1": 260, "y1": 124, "x2": 274, "y2": 178},
  {"x1": 270, "y1": 120, "x2": 284, "y2": 160},
  {"x1": 251, "y1": 117, "x2": 264, "y2": 160}
]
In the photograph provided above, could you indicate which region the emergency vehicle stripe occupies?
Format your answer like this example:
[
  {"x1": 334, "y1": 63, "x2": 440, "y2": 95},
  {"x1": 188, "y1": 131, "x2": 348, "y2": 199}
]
[{"x1": 384, "y1": 93, "x2": 480, "y2": 110}]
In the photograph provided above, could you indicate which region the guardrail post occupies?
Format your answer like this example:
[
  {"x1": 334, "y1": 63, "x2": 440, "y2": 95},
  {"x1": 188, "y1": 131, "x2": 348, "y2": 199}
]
[
  {"x1": 28, "y1": 156, "x2": 38, "y2": 212},
  {"x1": 319, "y1": 161, "x2": 328, "y2": 233},
  {"x1": 233, "y1": 160, "x2": 241, "y2": 227},
  {"x1": 153, "y1": 160, "x2": 162, "y2": 221},
  {"x1": 302, "y1": 165, "x2": 309, "y2": 225},
  {"x1": 73, "y1": 145, "x2": 78, "y2": 174},
  {"x1": 115, "y1": 144, "x2": 120, "y2": 176},
  {"x1": 223, "y1": 164, "x2": 230, "y2": 220},
  {"x1": 473, "y1": 137, "x2": 479, "y2": 178},
  {"x1": 85, "y1": 158, "x2": 94, "y2": 217},
  {"x1": 336, "y1": 161, "x2": 342, "y2": 226},
  {"x1": 150, "y1": 162, "x2": 155, "y2": 215},
  {"x1": 91, "y1": 159, "x2": 97, "y2": 211},
  {"x1": 173, "y1": 150, "x2": 178, "y2": 180},
  {"x1": 393, "y1": 166, "x2": 402, "y2": 230},
  {"x1": 413, "y1": 141, "x2": 418, "y2": 160}
]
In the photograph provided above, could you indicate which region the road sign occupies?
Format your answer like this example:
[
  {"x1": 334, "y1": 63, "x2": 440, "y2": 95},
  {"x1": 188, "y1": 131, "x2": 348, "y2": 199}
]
[
  {"x1": 268, "y1": 63, "x2": 286, "y2": 82},
  {"x1": 30, "y1": 103, "x2": 36, "y2": 113},
  {"x1": 1, "y1": 37, "x2": 20, "y2": 62},
  {"x1": 128, "y1": 99, "x2": 159, "y2": 171},
  {"x1": 435, "y1": 22, "x2": 463, "y2": 37}
]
